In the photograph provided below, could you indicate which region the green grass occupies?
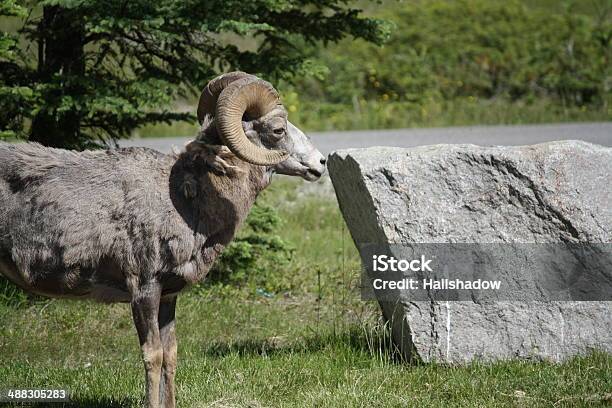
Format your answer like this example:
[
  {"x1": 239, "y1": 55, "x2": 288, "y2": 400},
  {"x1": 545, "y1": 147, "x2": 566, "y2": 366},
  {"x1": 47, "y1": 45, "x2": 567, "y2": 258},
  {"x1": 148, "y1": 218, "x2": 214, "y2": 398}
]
[
  {"x1": 134, "y1": 97, "x2": 611, "y2": 138},
  {"x1": 1, "y1": 296, "x2": 611, "y2": 407},
  {"x1": 1, "y1": 179, "x2": 611, "y2": 407},
  {"x1": 289, "y1": 98, "x2": 612, "y2": 133}
]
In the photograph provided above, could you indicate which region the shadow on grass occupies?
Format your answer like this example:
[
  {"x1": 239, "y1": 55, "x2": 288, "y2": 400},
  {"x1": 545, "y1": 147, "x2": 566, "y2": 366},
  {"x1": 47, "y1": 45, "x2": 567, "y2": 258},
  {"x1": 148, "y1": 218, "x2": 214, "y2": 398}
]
[{"x1": 202, "y1": 324, "x2": 411, "y2": 363}]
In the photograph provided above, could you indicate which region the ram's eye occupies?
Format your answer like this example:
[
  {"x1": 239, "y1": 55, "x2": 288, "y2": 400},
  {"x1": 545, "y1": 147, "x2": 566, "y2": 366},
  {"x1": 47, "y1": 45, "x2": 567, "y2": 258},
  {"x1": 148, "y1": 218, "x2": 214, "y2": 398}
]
[{"x1": 273, "y1": 128, "x2": 285, "y2": 136}]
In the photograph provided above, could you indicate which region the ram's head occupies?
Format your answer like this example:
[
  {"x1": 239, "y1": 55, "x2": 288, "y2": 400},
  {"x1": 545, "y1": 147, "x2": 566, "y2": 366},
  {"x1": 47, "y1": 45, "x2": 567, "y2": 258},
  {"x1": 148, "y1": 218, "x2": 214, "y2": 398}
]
[{"x1": 196, "y1": 72, "x2": 326, "y2": 181}]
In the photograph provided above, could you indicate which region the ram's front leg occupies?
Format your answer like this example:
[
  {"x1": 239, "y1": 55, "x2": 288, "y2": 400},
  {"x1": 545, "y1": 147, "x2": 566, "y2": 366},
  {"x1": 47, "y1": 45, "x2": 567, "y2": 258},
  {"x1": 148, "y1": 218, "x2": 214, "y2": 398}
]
[
  {"x1": 159, "y1": 296, "x2": 177, "y2": 408},
  {"x1": 132, "y1": 283, "x2": 163, "y2": 408}
]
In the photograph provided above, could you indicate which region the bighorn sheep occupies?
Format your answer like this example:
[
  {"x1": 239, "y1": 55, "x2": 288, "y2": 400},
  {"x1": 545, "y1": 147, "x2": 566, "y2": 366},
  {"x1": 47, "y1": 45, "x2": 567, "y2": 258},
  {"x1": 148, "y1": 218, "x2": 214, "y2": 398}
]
[{"x1": 0, "y1": 72, "x2": 326, "y2": 408}]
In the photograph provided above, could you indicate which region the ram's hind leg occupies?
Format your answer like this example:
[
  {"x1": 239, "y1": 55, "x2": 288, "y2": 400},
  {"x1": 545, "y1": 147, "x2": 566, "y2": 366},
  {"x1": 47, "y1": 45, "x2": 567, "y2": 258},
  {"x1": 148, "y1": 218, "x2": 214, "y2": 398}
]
[
  {"x1": 159, "y1": 296, "x2": 177, "y2": 408},
  {"x1": 132, "y1": 283, "x2": 163, "y2": 408}
]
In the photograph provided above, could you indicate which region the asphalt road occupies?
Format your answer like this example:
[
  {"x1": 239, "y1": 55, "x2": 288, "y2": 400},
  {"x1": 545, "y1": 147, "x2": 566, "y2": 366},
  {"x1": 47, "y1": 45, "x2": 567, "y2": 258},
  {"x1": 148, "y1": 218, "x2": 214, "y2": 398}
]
[{"x1": 121, "y1": 122, "x2": 611, "y2": 156}]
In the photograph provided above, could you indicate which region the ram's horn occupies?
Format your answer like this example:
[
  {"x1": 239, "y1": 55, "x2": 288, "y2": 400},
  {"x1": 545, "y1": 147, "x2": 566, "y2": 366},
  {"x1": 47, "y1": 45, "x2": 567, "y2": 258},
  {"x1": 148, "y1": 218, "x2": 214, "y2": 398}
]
[
  {"x1": 215, "y1": 77, "x2": 289, "y2": 166},
  {"x1": 196, "y1": 71, "x2": 254, "y2": 124}
]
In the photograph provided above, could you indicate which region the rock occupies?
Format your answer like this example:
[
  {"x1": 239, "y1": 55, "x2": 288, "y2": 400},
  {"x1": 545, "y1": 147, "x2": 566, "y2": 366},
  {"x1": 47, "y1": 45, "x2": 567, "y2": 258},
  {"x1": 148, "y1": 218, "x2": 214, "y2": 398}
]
[{"x1": 328, "y1": 141, "x2": 611, "y2": 363}]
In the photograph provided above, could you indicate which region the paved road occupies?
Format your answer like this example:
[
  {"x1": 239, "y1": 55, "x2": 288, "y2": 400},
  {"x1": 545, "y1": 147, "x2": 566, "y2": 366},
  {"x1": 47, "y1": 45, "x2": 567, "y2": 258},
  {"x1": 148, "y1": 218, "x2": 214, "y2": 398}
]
[{"x1": 121, "y1": 122, "x2": 611, "y2": 156}]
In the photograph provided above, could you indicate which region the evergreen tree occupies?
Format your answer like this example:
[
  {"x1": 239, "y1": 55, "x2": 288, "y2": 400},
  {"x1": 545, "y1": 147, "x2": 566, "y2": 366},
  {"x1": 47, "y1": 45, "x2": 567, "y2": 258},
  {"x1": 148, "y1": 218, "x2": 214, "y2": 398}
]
[{"x1": 0, "y1": 0, "x2": 389, "y2": 149}]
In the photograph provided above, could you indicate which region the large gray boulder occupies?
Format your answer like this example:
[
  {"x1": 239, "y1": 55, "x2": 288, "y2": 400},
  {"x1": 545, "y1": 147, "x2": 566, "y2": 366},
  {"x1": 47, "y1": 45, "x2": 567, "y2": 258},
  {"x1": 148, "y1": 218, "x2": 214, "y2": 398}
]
[{"x1": 328, "y1": 141, "x2": 611, "y2": 363}]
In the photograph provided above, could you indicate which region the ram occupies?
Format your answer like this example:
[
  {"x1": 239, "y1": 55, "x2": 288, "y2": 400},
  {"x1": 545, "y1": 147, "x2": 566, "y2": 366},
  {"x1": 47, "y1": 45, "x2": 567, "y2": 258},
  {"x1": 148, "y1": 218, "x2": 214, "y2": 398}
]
[{"x1": 0, "y1": 72, "x2": 326, "y2": 408}]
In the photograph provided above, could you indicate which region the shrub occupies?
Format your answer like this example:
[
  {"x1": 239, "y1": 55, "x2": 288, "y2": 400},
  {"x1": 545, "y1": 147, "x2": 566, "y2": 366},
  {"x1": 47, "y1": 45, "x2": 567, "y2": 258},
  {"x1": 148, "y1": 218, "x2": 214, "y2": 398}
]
[{"x1": 203, "y1": 202, "x2": 294, "y2": 293}]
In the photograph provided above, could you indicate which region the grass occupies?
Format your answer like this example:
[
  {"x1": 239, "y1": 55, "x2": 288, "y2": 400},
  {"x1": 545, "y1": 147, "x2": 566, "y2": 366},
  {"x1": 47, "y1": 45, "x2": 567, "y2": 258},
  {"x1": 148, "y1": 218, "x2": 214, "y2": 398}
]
[
  {"x1": 134, "y1": 97, "x2": 611, "y2": 138},
  {"x1": 1, "y1": 179, "x2": 611, "y2": 407},
  {"x1": 1, "y1": 296, "x2": 610, "y2": 407},
  {"x1": 281, "y1": 97, "x2": 612, "y2": 135}
]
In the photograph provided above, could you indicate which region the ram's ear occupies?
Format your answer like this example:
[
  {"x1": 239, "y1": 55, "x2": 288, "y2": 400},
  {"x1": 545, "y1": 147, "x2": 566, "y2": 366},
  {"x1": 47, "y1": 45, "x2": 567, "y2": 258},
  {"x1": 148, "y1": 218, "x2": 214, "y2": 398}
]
[{"x1": 184, "y1": 140, "x2": 243, "y2": 176}]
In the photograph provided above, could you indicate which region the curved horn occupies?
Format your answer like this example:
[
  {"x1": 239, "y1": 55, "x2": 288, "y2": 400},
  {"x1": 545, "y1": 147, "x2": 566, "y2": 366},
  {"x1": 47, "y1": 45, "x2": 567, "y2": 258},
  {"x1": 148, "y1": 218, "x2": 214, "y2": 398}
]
[
  {"x1": 216, "y1": 78, "x2": 289, "y2": 166},
  {"x1": 197, "y1": 71, "x2": 254, "y2": 124}
]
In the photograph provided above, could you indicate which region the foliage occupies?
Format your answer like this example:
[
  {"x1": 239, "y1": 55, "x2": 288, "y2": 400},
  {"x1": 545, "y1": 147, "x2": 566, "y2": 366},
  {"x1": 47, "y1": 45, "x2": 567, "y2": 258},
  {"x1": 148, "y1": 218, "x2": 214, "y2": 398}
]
[
  {"x1": 203, "y1": 202, "x2": 294, "y2": 293},
  {"x1": 0, "y1": 0, "x2": 390, "y2": 149},
  {"x1": 284, "y1": 0, "x2": 611, "y2": 129},
  {"x1": 0, "y1": 0, "x2": 27, "y2": 140}
]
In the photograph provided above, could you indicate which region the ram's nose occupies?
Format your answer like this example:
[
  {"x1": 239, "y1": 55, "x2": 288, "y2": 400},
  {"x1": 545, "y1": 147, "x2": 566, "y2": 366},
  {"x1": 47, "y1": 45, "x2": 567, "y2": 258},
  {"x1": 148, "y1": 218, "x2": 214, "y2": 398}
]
[
  {"x1": 313, "y1": 152, "x2": 327, "y2": 176},
  {"x1": 303, "y1": 151, "x2": 326, "y2": 181}
]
